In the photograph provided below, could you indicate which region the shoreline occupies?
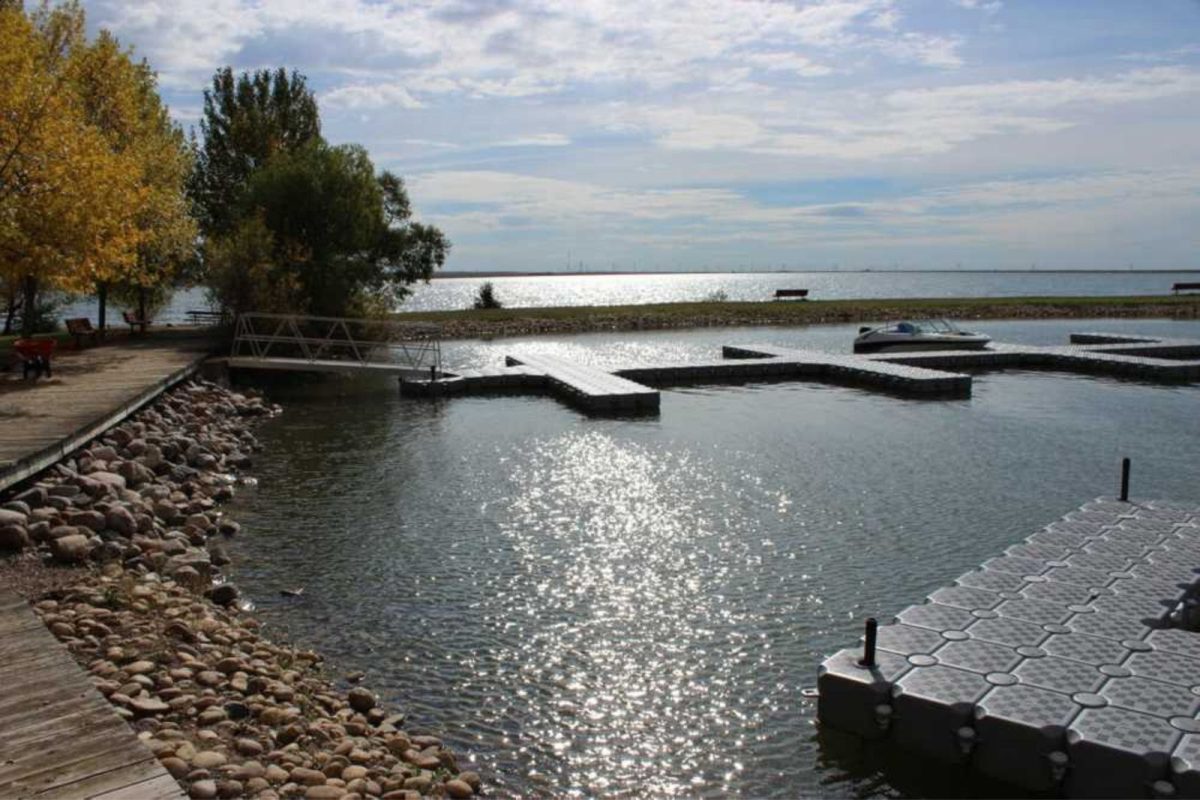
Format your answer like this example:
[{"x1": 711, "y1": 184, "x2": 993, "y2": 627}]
[
  {"x1": 0, "y1": 380, "x2": 479, "y2": 800},
  {"x1": 395, "y1": 294, "x2": 1200, "y2": 340}
]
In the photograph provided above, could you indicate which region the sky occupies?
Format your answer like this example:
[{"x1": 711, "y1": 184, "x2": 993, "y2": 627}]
[{"x1": 80, "y1": 0, "x2": 1200, "y2": 272}]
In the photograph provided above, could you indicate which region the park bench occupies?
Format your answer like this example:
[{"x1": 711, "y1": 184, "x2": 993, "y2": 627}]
[
  {"x1": 122, "y1": 309, "x2": 152, "y2": 334},
  {"x1": 12, "y1": 338, "x2": 55, "y2": 379},
  {"x1": 186, "y1": 309, "x2": 226, "y2": 326},
  {"x1": 1172, "y1": 282, "x2": 1200, "y2": 294},
  {"x1": 774, "y1": 289, "x2": 809, "y2": 300},
  {"x1": 65, "y1": 317, "x2": 99, "y2": 348}
]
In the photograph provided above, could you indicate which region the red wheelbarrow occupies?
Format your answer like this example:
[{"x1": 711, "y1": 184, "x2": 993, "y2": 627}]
[{"x1": 13, "y1": 338, "x2": 56, "y2": 379}]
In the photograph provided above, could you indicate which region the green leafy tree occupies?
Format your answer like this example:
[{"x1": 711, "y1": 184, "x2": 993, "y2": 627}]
[
  {"x1": 214, "y1": 141, "x2": 449, "y2": 317},
  {"x1": 473, "y1": 282, "x2": 502, "y2": 310},
  {"x1": 191, "y1": 67, "x2": 320, "y2": 236}
]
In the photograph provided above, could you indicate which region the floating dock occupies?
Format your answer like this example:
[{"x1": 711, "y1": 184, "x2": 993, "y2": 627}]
[
  {"x1": 506, "y1": 354, "x2": 660, "y2": 414},
  {"x1": 397, "y1": 331, "x2": 1200, "y2": 417},
  {"x1": 817, "y1": 496, "x2": 1200, "y2": 798}
]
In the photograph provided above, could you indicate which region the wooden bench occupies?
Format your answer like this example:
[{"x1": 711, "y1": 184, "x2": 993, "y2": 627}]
[
  {"x1": 774, "y1": 289, "x2": 809, "y2": 300},
  {"x1": 65, "y1": 317, "x2": 99, "y2": 348},
  {"x1": 186, "y1": 309, "x2": 226, "y2": 326},
  {"x1": 1172, "y1": 282, "x2": 1200, "y2": 294},
  {"x1": 122, "y1": 309, "x2": 152, "y2": 333}
]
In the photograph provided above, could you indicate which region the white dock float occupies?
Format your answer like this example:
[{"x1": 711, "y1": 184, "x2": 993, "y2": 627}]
[
  {"x1": 294, "y1": 330, "x2": 1200, "y2": 417},
  {"x1": 505, "y1": 354, "x2": 660, "y2": 414},
  {"x1": 722, "y1": 344, "x2": 972, "y2": 395},
  {"x1": 818, "y1": 497, "x2": 1200, "y2": 798}
]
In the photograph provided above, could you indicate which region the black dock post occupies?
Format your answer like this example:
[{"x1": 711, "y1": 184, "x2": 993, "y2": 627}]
[
  {"x1": 1120, "y1": 457, "x2": 1131, "y2": 502},
  {"x1": 859, "y1": 617, "x2": 877, "y2": 668}
]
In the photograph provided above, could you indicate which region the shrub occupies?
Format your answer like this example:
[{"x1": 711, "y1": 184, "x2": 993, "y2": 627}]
[{"x1": 473, "y1": 282, "x2": 502, "y2": 310}]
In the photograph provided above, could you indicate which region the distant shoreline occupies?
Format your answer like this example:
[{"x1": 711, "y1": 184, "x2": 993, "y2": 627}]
[
  {"x1": 433, "y1": 269, "x2": 1200, "y2": 279},
  {"x1": 397, "y1": 294, "x2": 1200, "y2": 340}
]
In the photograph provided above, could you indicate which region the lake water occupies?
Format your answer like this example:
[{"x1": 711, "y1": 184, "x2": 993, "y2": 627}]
[
  {"x1": 53, "y1": 270, "x2": 1200, "y2": 324},
  {"x1": 226, "y1": 317, "x2": 1200, "y2": 798}
]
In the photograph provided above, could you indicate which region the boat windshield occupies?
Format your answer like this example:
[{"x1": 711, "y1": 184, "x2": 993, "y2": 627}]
[{"x1": 883, "y1": 319, "x2": 962, "y2": 335}]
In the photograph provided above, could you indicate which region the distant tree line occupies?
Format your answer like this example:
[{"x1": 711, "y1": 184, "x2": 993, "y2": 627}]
[{"x1": 0, "y1": 1, "x2": 448, "y2": 336}]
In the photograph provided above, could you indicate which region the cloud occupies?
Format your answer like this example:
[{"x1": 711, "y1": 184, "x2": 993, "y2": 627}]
[
  {"x1": 322, "y1": 83, "x2": 424, "y2": 110},
  {"x1": 495, "y1": 134, "x2": 571, "y2": 147},
  {"x1": 85, "y1": 0, "x2": 964, "y2": 101},
  {"x1": 603, "y1": 66, "x2": 1200, "y2": 161}
]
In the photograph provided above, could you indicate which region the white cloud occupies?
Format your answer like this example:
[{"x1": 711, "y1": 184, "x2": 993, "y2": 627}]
[
  {"x1": 322, "y1": 83, "x2": 423, "y2": 110},
  {"x1": 495, "y1": 134, "x2": 571, "y2": 147},
  {"x1": 85, "y1": 0, "x2": 963, "y2": 102},
  {"x1": 604, "y1": 66, "x2": 1200, "y2": 161}
]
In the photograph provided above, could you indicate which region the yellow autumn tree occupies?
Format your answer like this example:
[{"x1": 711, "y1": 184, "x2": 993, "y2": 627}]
[
  {"x1": 0, "y1": 2, "x2": 190, "y2": 336},
  {"x1": 0, "y1": 3, "x2": 138, "y2": 334},
  {"x1": 72, "y1": 27, "x2": 196, "y2": 331}
]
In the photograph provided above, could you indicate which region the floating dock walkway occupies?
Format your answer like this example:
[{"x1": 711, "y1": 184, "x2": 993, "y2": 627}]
[
  {"x1": 818, "y1": 495, "x2": 1200, "y2": 798},
  {"x1": 396, "y1": 331, "x2": 1200, "y2": 416}
]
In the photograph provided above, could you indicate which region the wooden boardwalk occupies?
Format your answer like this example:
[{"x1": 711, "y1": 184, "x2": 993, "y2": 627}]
[
  {"x1": 0, "y1": 339, "x2": 212, "y2": 492},
  {"x1": 0, "y1": 591, "x2": 183, "y2": 799}
]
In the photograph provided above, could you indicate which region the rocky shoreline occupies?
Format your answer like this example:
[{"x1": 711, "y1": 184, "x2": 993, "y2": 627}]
[{"x1": 0, "y1": 379, "x2": 479, "y2": 800}]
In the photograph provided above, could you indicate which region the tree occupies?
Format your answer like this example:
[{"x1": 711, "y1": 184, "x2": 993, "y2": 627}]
[
  {"x1": 473, "y1": 282, "x2": 502, "y2": 310},
  {"x1": 191, "y1": 67, "x2": 321, "y2": 237},
  {"x1": 0, "y1": 2, "x2": 142, "y2": 335},
  {"x1": 214, "y1": 141, "x2": 448, "y2": 318},
  {"x1": 70, "y1": 27, "x2": 196, "y2": 331}
]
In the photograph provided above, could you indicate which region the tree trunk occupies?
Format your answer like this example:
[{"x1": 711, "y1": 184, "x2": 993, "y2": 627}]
[
  {"x1": 20, "y1": 274, "x2": 38, "y2": 337},
  {"x1": 138, "y1": 286, "x2": 147, "y2": 329},
  {"x1": 2, "y1": 287, "x2": 19, "y2": 336},
  {"x1": 97, "y1": 282, "x2": 108, "y2": 339}
]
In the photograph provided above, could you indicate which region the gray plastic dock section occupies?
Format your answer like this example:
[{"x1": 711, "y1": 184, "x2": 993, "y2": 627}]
[
  {"x1": 401, "y1": 331, "x2": 1200, "y2": 416},
  {"x1": 817, "y1": 497, "x2": 1200, "y2": 798},
  {"x1": 505, "y1": 353, "x2": 661, "y2": 414},
  {"x1": 721, "y1": 344, "x2": 971, "y2": 395}
]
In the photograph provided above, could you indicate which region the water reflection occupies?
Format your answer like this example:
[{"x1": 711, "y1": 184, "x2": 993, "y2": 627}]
[{"x1": 227, "y1": 319, "x2": 1200, "y2": 798}]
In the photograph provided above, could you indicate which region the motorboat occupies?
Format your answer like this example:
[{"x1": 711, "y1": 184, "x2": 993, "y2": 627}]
[{"x1": 853, "y1": 318, "x2": 991, "y2": 353}]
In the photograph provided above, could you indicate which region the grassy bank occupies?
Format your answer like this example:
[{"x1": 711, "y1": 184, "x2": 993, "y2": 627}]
[{"x1": 397, "y1": 294, "x2": 1200, "y2": 339}]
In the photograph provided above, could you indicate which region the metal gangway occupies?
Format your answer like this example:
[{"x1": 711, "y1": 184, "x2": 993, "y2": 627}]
[{"x1": 228, "y1": 312, "x2": 442, "y2": 378}]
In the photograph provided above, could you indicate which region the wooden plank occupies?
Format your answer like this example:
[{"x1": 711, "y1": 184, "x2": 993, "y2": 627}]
[
  {"x1": 86, "y1": 771, "x2": 187, "y2": 800},
  {"x1": 0, "y1": 592, "x2": 182, "y2": 800}
]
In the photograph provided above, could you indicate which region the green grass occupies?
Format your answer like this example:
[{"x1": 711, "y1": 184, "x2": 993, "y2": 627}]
[{"x1": 393, "y1": 293, "x2": 1199, "y2": 338}]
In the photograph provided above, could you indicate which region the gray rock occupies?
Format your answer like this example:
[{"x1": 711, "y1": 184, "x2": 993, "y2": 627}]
[
  {"x1": 0, "y1": 525, "x2": 30, "y2": 552},
  {"x1": 87, "y1": 471, "x2": 127, "y2": 491},
  {"x1": 2, "y1": 500, "x2": 31, "y2": 516},
  {"x1": 67, "y1": 510, "x2": 106, "y2": 532},
  {"x1": 347, "y1": 687, "x2": 376, "y2": 713},
  {"x1": 105, "y1": 506, "x2": 137, "y2": 536},
  {"x1": 50, "y1": 534, "x2": 91, "y2": 563},
  {"x1": 14, "y1": 487, "x2": 47, "y2": 507},
  {"x1": 0, "y1": 508, "x2": 28, "y2": 526},
  {"x1": 209, "y1": 583, "x2": 239, "y2": 606}
]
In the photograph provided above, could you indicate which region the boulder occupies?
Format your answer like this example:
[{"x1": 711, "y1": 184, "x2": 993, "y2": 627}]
[
  {"x1": 105, "y1": 506, "x2": 137, "y2": 536},
  {"x1": 67, "y1": 510, "x2": 106, "y2": 532},
  {"x1": 14, "y1": 487, "x2": 47, "y2": 507},
  {"x1": 88, "y1": 471, "x2": 127, "y2": 491},
  {"x1": 0, "y1": 508, "x2": 28, "y2": 526},
  {"x1": 347, "y1": 687, "x2": 376, "y2": 713},
  {"x1": 0, "y1": 525, "x2": 30, "y2": 552},
  {"x1": 50, "y1": 534, "x2": 91, "y2": 563},
  {"x1": 209, "y1": 583, "x2": 239, "y2": 606}
]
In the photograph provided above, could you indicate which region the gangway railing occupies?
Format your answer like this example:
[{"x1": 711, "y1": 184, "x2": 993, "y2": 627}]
[{"x1": 231, "y1": 312, "x2": 442, "y2": 374}]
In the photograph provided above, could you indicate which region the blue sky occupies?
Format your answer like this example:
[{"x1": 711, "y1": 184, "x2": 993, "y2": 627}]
[{"x1": 81, "y1": 0, "x2": 1200, "y2": 271}]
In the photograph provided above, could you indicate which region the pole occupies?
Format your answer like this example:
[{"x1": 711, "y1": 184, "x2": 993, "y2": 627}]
[
  {"x1": 1120, "y1": 457, "x2": 1131, "y2": 502},
  {"x1": 859, "y1": 617, "x2": 877, "y2": 667}
]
